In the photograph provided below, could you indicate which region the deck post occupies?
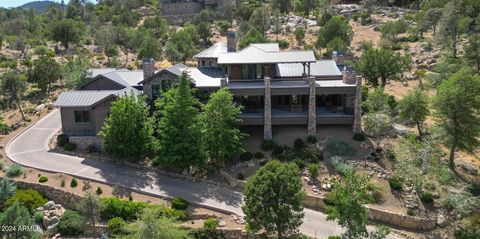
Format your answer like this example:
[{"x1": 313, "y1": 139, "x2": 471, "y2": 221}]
[
  {"x1": 308, "y1": 76, "x2": 316, "y2": 137},
  {"x1": 353, "y1": 76, "x2": 362, "y2": 134},
  {"x1": 264, "y1": 77, "x2": 272, "y2": 139}
]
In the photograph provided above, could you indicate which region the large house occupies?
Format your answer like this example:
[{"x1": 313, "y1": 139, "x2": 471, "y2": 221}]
[{"x1": 54, "y1": 35, "x2": 362, "y2": 142}]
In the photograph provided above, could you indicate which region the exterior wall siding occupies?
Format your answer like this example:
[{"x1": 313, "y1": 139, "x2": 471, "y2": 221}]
[
  {"x1": 143, "y1": 72, "x2": 178, "y2": 100},
  {"x1": 80, "y1": 76, "x2": 124, "y2": 91},
  {"x1": 60, "y1": 99, "x2": 112, "y2": 136}
]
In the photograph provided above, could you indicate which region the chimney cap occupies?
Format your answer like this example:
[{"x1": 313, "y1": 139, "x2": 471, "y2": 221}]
[{"x1": 142, "y1": 58, "x2": 155, "y2": 63}]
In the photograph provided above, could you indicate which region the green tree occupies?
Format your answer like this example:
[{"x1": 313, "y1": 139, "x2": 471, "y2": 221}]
[
  {"x1": 0, "y1": 201, "x2": 40, "y2": 239},
  {"x1": 437, "y1": 1, "x2": 471, "y2": 58},
  {"x1": 169, "y1": 26, "x2": 198, "y2": 62},
  {"x1": 380, "y1": 19, "x2": 408, "y2": 43},
  {"x1": 243, "y1": 160, "x2": 305, "y2": 238},
  {"x1": 433, "y1": 67, "x2": 480, "y2": 173},
  {"x1": 138, "y1": 35, "x2": 161, "y2": 60},
  {"x1": 249, "y1": 7, "x2": 271, "y2": 36},
  {"x1": 0, "y1": 71, "x2": 27, "y2": 120},
  {"x1": 155, "y1": 72, "x2": 203, "y2": 169},
  {"x1": 28, "y1": 56, "x2": 62, "y2": 95},
  {"x1": 465, "y1": 35, "x2": 480, "y2": 73},
  {"x1": 325, "y1": 172, "x2": 373, "y2": 239},
  {"x1": 51, "y1": 19, "x2": 84, "y2": 50},
  {"x1": 165, "y1": 42, "x2": 183, "y2": 64},
  {"x1": 99, "y1": 93, "x2": 154, "y2": 159},
  {"x1": 77, "y1": 192, "x2": 101, "y2": 238},
  {"x1": 239, "y1": 27, "x2": 267, "y2": 49},
  {"x1": 418, "y1": 8, "x2": 442, "y2": 36},
  {"x1": 354, "y1": 48, "x2": 412, "y2": 87},
  {"x1": 398, "y1": 89, "x2": 429, "y2": 136},
  {"x1": 271, "y1": 0, "x2": 292, "y2": 13},
  {"x1": 201, "y1": 89, "x2": 246, "y2": 169},
  {"x1": 94, "y1": 25, "x2": 117, "y2": 65},
  {"x1": 316, "y1": 16, "x2": 353, "y2": 54},
  {"x1": 197, "y1": 22, "x2": 212, "y2": 46},
  {"x1": 62, "y1": 57, "x2": 91, "y2": 89},
  {"x1": 0, "y1": 178, "x2": 16, "y2": 208},
  {"x1": 120, "y1": 207, "x2": 191, "y2": 239},
  {"x1": 294, "y1": 27, "x2": 305, "y2": 45}
]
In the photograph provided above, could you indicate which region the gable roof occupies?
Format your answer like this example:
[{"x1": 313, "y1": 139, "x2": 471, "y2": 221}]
[
  {"x1": 141, "y1": 64, "x2": 221, "y2": 88},
  {"x1": 81, "y1": 69, "x2": 144, "y2": 90},
  {"x1": 53, "y1": 87, "x2": 141, "y2": 108},
  {"x1": 193, "y1": 43, "x2": 227, "y2": 59},
  {"x1": 276, "y1": 60, "x2": 343, "y2": 78},
  {"x1": 217, "y1": 44, "x2": 316, "y2": 64}
]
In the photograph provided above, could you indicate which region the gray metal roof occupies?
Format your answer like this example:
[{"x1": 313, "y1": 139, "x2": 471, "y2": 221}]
[
  {"x1": 54, "y1": 87, "x2": 142, "y2": 108},
  {"x1": 250, "y1": 43, "x2": 280, "y2": 52},
  {"x1": 276, "y1": 60, "x2": 343, "y2": 77},
  {"x1": 193, "y1": 43, "x2": 227, "y2": 59},
  {"x1": 316, "y1": 80, "x2": 355, "y2": 88},
  {"x1": 101, "y1": 70, "x2": 144, "y2": 87},
  {"x1": 217, "y1": 44, "x2": 316, "y2": 64}
]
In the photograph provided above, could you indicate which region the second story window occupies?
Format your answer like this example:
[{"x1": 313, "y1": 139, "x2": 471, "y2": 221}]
[
  {"x1": 241, "y1": 64, "x2": 264, "y2": 79},
  {"x1": 152, "y1": 85, "x2": 161, "y2": 99},
  {"x1": 74, "y1": 110, "x2": 90, "y2": 123}
]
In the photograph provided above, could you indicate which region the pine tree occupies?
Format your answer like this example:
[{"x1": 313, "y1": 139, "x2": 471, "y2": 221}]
[
  {"x1": 0, "y1": 201, "x2": 40, "y2": 239},
  {"x1": 154, "y1": 72, "x2": 203, "y2": 169},
  {"x1": 0, "y1": 178, "x2": 16, "y2": 207}
]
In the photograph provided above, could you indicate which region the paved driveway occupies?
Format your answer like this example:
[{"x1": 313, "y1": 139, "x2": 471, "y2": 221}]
[{"x1": 6, "y1": 110, "x2": 401, "y2": 238}]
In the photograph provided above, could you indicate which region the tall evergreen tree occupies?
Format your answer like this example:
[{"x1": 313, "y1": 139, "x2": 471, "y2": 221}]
[
  {"x1": 28, "y1": 56, "x2": 62, "y2": 95},
  {"x1": 0, "y1": 201, "x2": 40, "y2": 239},
  {"x1": 77, "y1": 192, "x2": 101, "y2": 238},
  {"x1": 465, "y1": 35, "x2": 480, "y2": 73},
  {"x1": 201, "y1": 89, "x2": 246, "y2": 169},
  {"x1": 398, "y1": 89, "x2": 430, "y2": 136},
  {"x1": 99, "y1": 93, "x2": 154, "y2": 160},
  {"x1": 437, "y1": 1, "x2": 470, "y2": 58},
  {"x1": 155, "y1": 72, "x2": 203, "y2": 169},
  {"x1": 434, "y1": 67, "x2": 480, "y2": 173},
  {"x1": 0, "y1": 71, "x2": 27, "y2": 120}
]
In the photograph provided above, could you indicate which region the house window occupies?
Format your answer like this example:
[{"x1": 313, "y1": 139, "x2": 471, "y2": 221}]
[
  {"x1": 241, "y1": 65, "x2": 264, "y2": 79},
  {"x1": 152, "y1": 85, "x2": 161, "y2": 98},
  {"x1": 74, "y1": 111, "x2": 90, "y2": 123}
]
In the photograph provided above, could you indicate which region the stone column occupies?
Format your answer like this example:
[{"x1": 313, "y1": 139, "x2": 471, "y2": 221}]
[
  {"x1": 353, "y1": 76, "x2": 362, "y2": 134},
  {"x1": 264, "y1": 77, "x2": 272, "y2": 140},
  {"x1": 308, "y1": 76, "x2": 316, "y2": 137}
]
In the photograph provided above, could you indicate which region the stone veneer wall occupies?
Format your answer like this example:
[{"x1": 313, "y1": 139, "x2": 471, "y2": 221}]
[
  {"x1": 1, "y1": 177, "x2": 83, "y2": 209},
  {"x1": 303, "y1": 194, "x2": 437, "y2": 230},
  {"x1": 69, "y1": 136, "x2": 104, "y2": 150}
]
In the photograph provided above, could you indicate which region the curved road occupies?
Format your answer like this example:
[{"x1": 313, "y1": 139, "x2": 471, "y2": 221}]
[{"x1": 6, "y1": 110, "x2": 400, "y2": 238}]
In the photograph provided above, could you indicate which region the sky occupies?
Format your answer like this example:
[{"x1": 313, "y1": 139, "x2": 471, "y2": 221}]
[{"x1": 0, "y1": 0, "x2": 69, "y2": 8}]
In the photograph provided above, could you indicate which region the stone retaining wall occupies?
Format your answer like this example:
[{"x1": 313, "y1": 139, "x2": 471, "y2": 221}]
[
  {"x1": 69, "y1": 136, "x2": 104, "y2": 150},
  {"x1": 1, "y1": 177, "x2": 82, "y2": 209},
  {"x1": 303, "y1": 194, "x2": 437, "y2": 230}
]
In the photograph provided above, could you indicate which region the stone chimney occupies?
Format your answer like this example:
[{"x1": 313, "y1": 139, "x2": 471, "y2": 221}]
[
  {"x1": 143, "y1": 58, "x2": 155, "y2": 80},
  {"x1": 342, "y1": 66, "x2": 356, "y2": 85},
  {"x1": 332, "y1": 51, "x2": 345, "y2": 66},
  {"x1": 227, "y1": 31, "x2": 237, "y2": 52}
]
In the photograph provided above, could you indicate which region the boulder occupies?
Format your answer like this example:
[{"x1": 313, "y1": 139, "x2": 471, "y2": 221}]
[
  {"x1": 46, "y1": 223, "x2": 59, "y2": 237},
  {"x1": 50, "y1": 216, "x2": 60, "y2": 226},
  {"x1": 44, "y1": 201, "x2": 55, "y2": 210},
  {"x1": 43, "y1": 216, "x2": 51, "y2": 228},
  {"x1": 218, "y1": 220, "x2": 227, "y2": 227},
  {"x1": 436, "y1": 214, "x2": 447, "y2": 227}
]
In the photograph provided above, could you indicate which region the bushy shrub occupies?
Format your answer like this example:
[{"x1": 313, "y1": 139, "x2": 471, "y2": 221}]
[
  {"x1": 367, "y1": 183, "x2": 383, "y2": 203},
  {"x1": 294, "y1": 138, "x2": 305, "y2": 150},
  {"x1": 5, "y1": 189, "x2": 47, "y2": 212},
  {"x1": 107, "y1": 217, "x2": 127, "y2": 233},
  {"x1": 64, "y1": 142, "x2": 76, "y2": 151},
  {"x1": 441, "y1": 194, "x2": 480, "y2": 218},
  {"x1": 306, "y1": 135, "x2": 317, "y2": 144},
  {"x1": 60, "y1": 179, "x2": 65, "y2": 187},
  {"x1": 0, "y1": 161, "x2": 3, "y2": 170},
  {"x1": 58, "y1": 210, "x2": 85, "y2": 236},
  {"x1": 352, "y1": 133, "x2": 366, "y2": 141},
  {"x1": 236, "y1": 172, "x2": 245, "y2": 180},
  {"x1": 96, "y1": 187, "x2": 103, "y2": 195},
  {"x1": 38, "y1": 176, "x2": 48, "y2": 183},
  {"x1": 455, "y1": 214, "x2": 480, "y2": 239},
  {"x1": 171, "y1": 197, "x2": 189, "y2": 211},
  {"x1": 34, "y1": 211, "x2": 44, "y2": 223},
  {"x1": 100, "y1": 197, "x2": 149, "y2": 220},
  {"x1": 325, "y1": 139, "x2": 356, "y2": 157},
  {"x1": 307, "y1": 163, "x2": 320, "y2": 180},
  {"x1": 254, "y1": 152, "x2": 264, "y2": 159},
  {"x1": 331, "y1": 156, "x2": 354, "y2": 176},
  {"x1": 388, "y1": 176, "x2": 403, "y2": 191},
  {"x1": 407, "y1": 208, "x2": 415, "y2": 216},
  {"x1": 0, "y1": 123, "x2": 10, "y2": 135},
  {"x1": 57, "y1": 134, "x2": 69, "y2": 147},
  {"x1": 203, "y1": 218, "x2": 219, "y2": 230},
  {"x1": 240, "y1": 152, "x2": 253, "y2": 161},
  {"x1": 261, "y1": 139, "x2": 275, "y2": 151},
  {"x1": 70, "y1": 178, "x2": 78, "y2": 188},
  {"x1": 328, "y1": 236, "x2": 342, "y2": 239},
  {"x1": 277, "y1": 40, "x2": 289, "y2": 49},
  {"x1": 6, "y1": 163, "x2": 23, "y2": 177},
  {"x1": 294, "y1": 158, "x2": 306, "y2": 169},
  {"x1": 272, "y1": 144, "x2": 284, "y2": 156},
  {"x1": 259, "y1": 159, "x2": 268, "y2": 166},
  {"x1": 420, "y1": 192, "x2": 434, "y2": 204}
]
